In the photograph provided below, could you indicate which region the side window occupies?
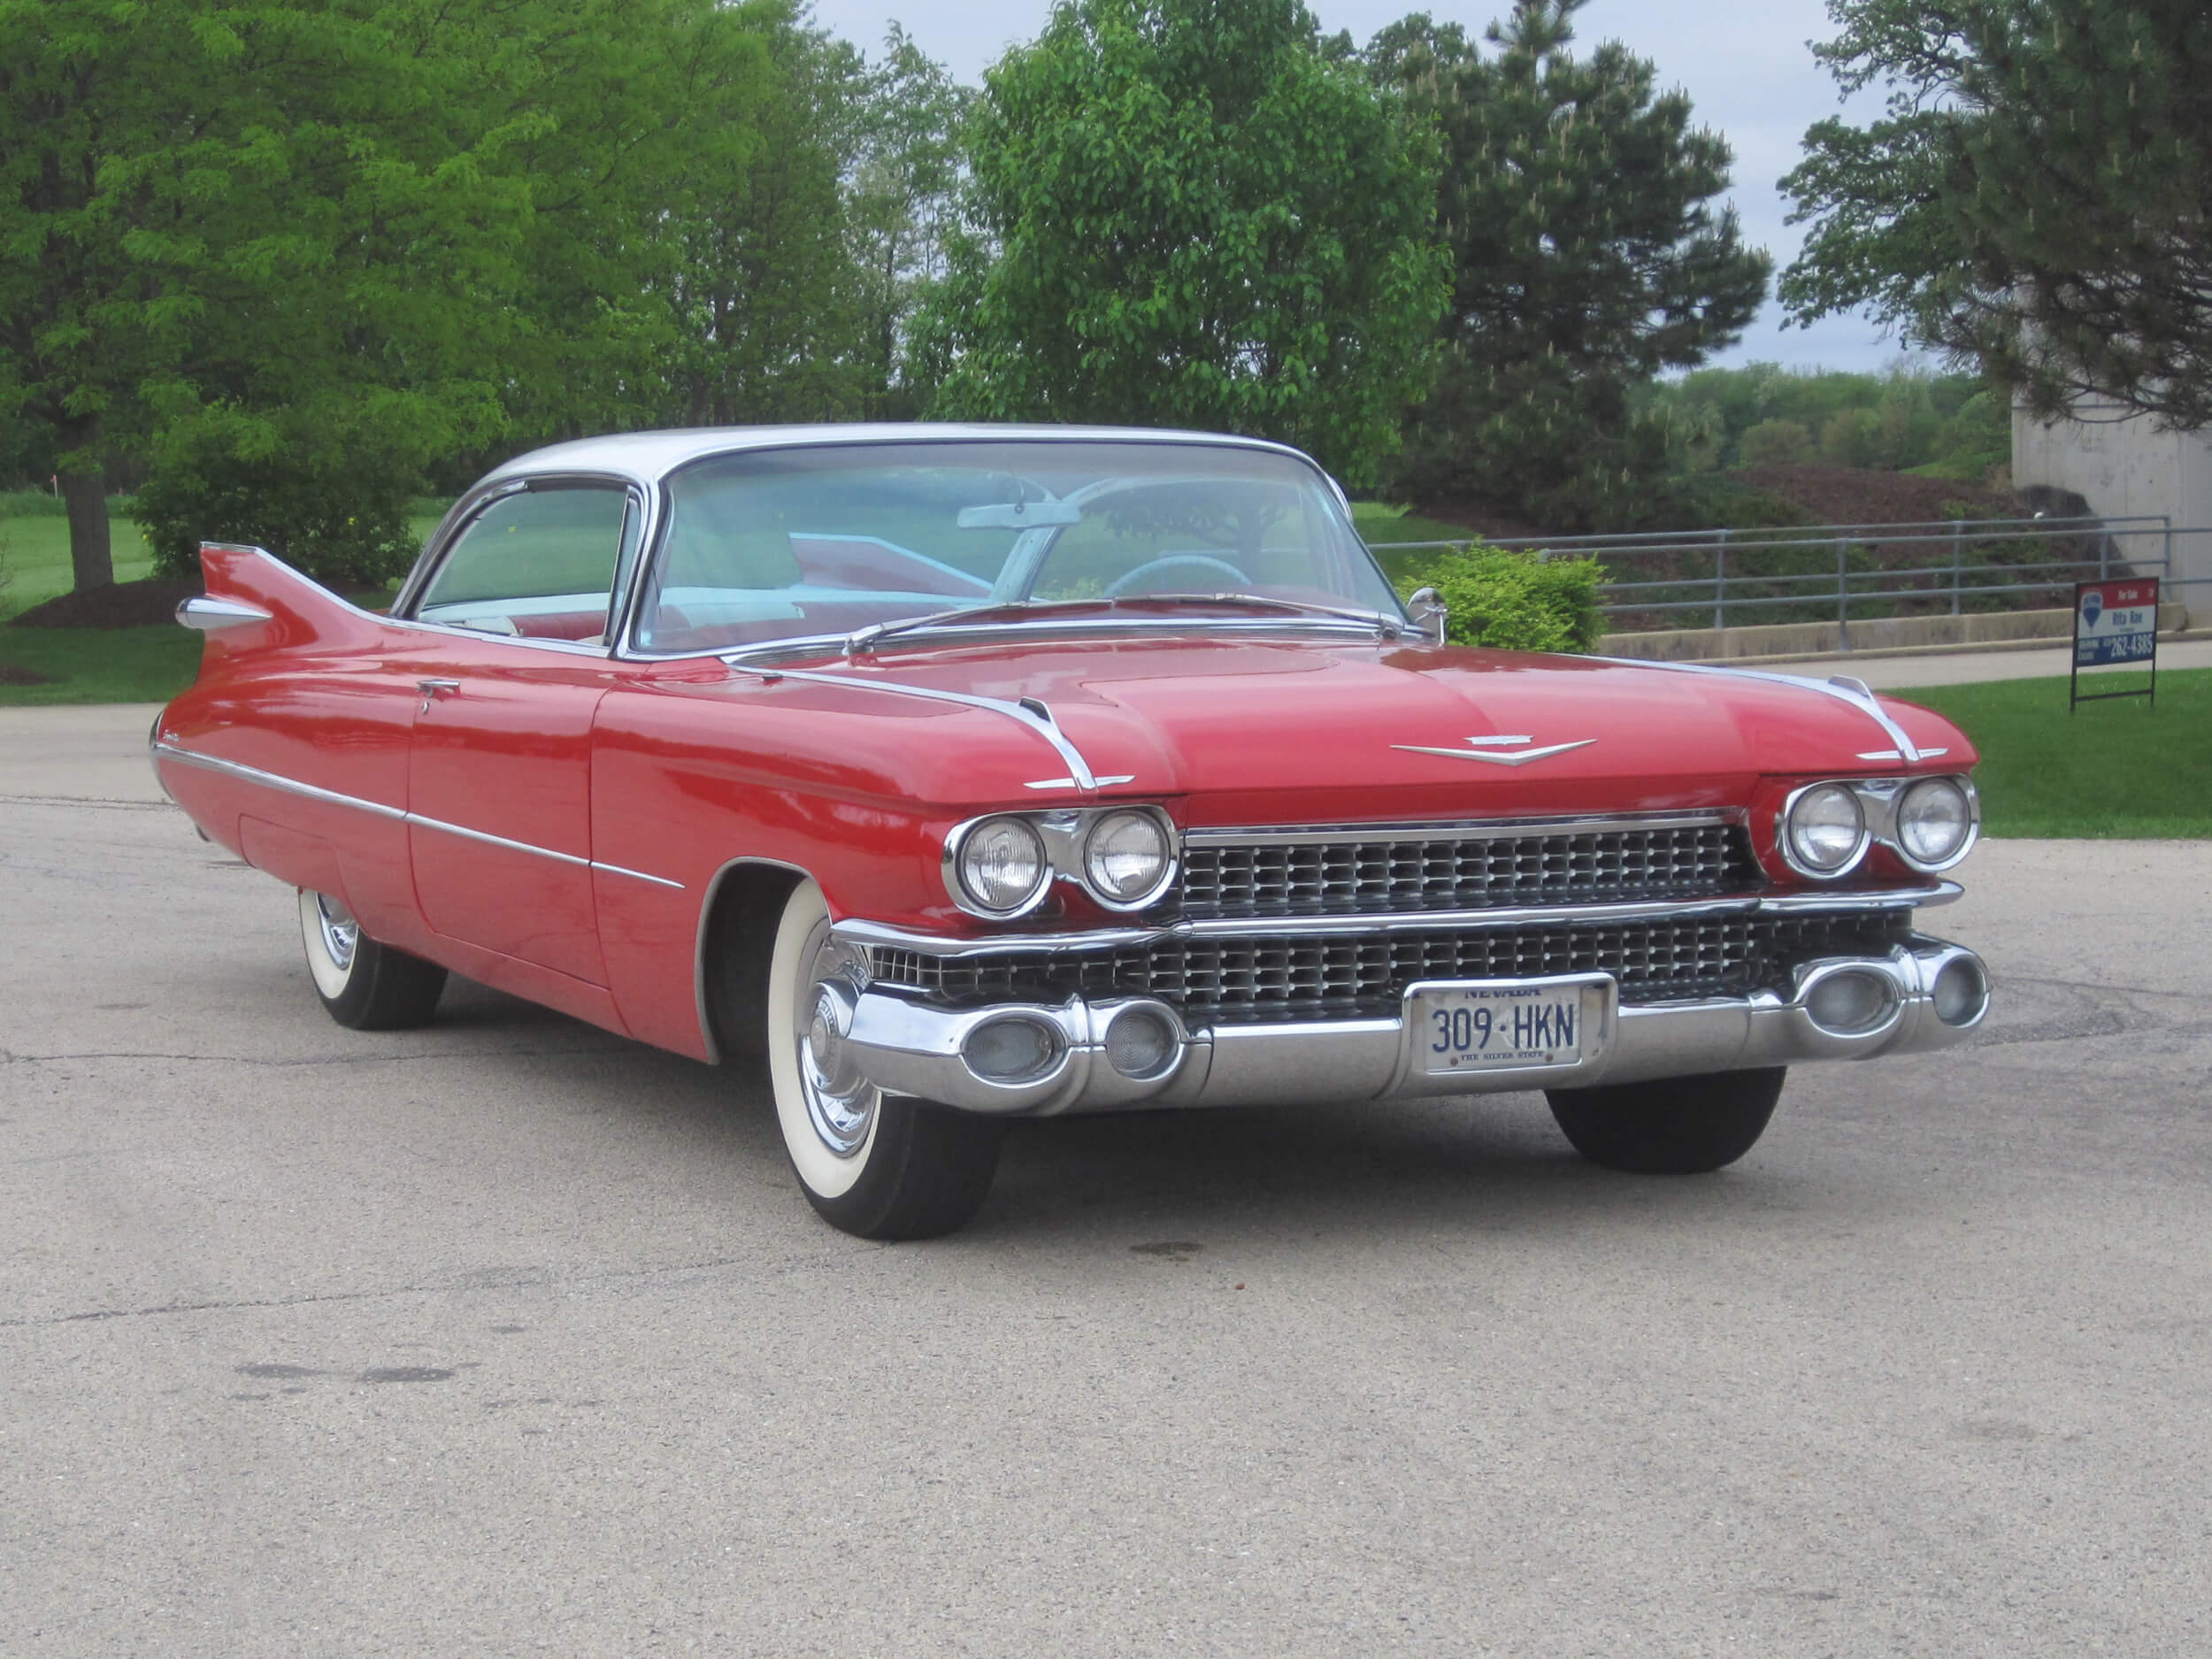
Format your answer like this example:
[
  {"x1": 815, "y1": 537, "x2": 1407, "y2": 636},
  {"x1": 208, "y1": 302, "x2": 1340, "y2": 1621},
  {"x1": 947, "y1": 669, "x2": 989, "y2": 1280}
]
[{"x1": 417, "y1": 485, "x2": 632, "y2": 643}]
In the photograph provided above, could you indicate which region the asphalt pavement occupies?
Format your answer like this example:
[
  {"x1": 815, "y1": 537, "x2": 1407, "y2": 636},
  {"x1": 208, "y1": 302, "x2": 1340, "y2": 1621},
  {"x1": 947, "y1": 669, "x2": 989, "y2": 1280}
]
[{"x1": 3, "y1": 704, "x2": 2208, "y2": 1657}]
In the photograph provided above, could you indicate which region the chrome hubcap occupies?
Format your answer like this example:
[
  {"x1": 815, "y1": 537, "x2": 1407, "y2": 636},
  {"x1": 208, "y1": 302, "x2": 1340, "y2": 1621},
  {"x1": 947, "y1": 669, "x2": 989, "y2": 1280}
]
[
  {"x1": 315, "y1": 895, "x2": 359, "y2": 974},
  {"x1": 794, "y1": 925, "x2": 875, "y2": 1158}
]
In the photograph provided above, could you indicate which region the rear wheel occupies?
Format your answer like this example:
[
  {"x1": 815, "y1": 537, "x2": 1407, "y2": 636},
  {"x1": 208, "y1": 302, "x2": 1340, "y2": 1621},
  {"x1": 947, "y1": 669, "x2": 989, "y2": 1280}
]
[
  {"x1": 1544, "y1": 1067, "x2": 1786, "y2": 1175},
  {"x1": 765, "y1": 879, "x2": 1002, "y2": 1240},
  {"x1": 297, "y1": 889, "x2": 447, "y2": 1031}
]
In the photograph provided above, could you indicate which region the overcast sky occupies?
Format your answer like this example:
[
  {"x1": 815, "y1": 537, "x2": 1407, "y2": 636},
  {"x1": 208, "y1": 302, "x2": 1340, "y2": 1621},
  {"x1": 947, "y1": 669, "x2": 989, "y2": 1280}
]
[{"x1": 809, "y1": 0, "x2": 1918, "y2": 374}]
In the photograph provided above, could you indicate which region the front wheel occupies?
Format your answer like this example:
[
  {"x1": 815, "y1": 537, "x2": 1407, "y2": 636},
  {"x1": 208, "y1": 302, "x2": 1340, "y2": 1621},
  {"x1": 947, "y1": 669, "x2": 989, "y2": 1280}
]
[
  {"x1": 297, "y1": 889, "x2": 447, "y2": 1030},
  {"x1": 765, "y1": 879, "x2": 1003, "y2": 1240},
  {"x1": 1545, "y1": 1066, "x2": 1786, "y2": 1175}
]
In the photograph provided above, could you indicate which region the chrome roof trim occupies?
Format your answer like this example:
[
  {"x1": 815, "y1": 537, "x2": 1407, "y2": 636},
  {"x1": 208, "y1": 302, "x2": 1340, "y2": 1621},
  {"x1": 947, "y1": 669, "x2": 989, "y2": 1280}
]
[
  {"x1": 835, "y1": 881, "x2": 1959, "y2": 958},
  {"x1": 478, "y1": 423, "x2": 1323, "y2": 494},
  {"x1": 726, "y1": 663, "x2": 1110, "y2": 793},
  {"x1": 1592, "y1": 655, "x2": 1924, "y2": 763}
]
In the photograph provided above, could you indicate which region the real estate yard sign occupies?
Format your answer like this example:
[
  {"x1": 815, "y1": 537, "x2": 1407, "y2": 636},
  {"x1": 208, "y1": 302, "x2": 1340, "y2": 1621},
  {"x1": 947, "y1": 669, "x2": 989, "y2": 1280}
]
[{"x1": 2071, "y1": 577, "x2": 2159, "y2": 711}]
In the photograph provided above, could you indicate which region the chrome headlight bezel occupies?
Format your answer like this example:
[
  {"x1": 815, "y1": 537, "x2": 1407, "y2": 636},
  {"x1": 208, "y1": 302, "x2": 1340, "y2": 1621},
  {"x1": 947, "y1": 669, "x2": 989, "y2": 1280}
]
[
  {"x1": 1776, "y1": 773, "x2": 1982, "y2": 880},
  {"x1": 1778, "y1": 780, "x2": 1871, "y2": 879},
  {"x1": 1892, "y1": 775, "x2": 1982, "y2": 873},
  {"x1": 944, "y1": 814, "x2": 1053, "y2": 919},
  {"x1": 1079, "y1": 807, "x2": 1178, "y2": 911},
  {"x1": 942, "y1": 806, "x2": 1181, "y2": 918}
]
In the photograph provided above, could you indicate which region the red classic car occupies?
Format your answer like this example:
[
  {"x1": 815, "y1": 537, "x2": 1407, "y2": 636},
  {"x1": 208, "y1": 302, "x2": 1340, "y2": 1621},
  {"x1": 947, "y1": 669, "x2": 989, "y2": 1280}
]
[{"x1": 153, "y1": 426, "x2": 1989, "y2": 1238}]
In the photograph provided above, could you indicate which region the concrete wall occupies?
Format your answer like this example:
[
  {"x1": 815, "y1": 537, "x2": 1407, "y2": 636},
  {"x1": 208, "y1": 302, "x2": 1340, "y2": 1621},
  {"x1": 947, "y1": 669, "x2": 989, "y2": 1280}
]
[{"x1": 2013, "y1": 401, "x2": 2212, "y2": 601}]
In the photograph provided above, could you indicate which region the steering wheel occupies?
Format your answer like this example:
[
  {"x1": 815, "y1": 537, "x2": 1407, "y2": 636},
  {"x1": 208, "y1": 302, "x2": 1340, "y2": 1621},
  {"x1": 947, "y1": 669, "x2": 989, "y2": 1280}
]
[{"x1": 1104, "y1": 554, "x2": 1253, "y2": 598}]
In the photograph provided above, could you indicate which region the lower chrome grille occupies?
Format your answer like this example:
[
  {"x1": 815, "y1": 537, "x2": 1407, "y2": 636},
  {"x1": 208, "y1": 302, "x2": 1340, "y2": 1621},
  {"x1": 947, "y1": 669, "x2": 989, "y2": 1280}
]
[{"x1": 870, "y1": 910, "x2": 1913, "y2": 1023}]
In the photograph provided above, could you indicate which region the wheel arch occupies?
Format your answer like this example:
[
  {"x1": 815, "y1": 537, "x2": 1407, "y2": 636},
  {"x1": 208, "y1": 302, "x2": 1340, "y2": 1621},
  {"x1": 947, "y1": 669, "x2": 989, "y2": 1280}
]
[{"x1": 695, "y1": 857, "x2": 812, "y2": 1064}]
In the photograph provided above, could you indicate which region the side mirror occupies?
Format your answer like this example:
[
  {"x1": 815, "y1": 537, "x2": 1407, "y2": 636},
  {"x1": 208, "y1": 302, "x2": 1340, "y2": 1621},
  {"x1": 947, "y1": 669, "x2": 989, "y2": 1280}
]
[{"x1": 1406, "y1": 586, "x2": 1448, "y2": 647}]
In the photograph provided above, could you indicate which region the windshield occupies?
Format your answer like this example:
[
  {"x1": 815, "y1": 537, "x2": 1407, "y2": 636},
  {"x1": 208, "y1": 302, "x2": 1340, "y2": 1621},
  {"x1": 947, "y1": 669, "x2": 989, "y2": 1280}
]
[{"x1": 632, "y1": 439, "x2": 1403, "y2": 655}]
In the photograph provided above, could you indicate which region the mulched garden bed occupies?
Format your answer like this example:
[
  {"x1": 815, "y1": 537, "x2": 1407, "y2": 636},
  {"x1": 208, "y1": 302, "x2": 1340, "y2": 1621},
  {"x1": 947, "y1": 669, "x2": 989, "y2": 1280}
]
[{"x1": 9, "y1": 578, "x2": 203, "y2": 629}]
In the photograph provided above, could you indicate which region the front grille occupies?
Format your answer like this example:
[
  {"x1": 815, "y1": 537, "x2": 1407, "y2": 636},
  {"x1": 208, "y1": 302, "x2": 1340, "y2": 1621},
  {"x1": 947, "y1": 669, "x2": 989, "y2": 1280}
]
[
  {"x1": 1179, "y1": 820, "x2": 1756, "y2": 918},
  {"x1": 871, "y1": 910, "x2": 1910, "y2": 1024}
]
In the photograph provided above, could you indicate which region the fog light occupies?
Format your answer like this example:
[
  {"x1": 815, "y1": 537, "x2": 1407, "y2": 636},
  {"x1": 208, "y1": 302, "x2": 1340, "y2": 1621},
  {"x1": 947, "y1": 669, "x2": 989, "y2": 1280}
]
[
  {"x1": 1103, "y1": 1007, "x2": 1178, "y2": 1079},
  {"x1": 963, "y1": 1017, "x2": 1060, "y2": 1084},
  {"x1": 1932, "y1": 957, "x2": 1988, "y2": 1026},
  {"x1": 1804, "y1": 969, "x2": 1897, "y2": 1035}
]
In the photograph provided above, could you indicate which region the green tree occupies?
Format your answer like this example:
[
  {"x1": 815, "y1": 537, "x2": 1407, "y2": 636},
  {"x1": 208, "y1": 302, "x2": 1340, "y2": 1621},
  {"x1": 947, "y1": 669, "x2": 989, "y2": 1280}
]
[
  {"x1": 849, "y1": 26, "x2": 970, "y2": 418},
  {"x1": 917, "y1": 0, "x2": 1448, "y2": 486},
  {"x1": 0, "y1": 0, "x2": 782, "y2": 591},
  {"x1": 1780, "y1": 0, "x2": 2212, "y2": 426},
  {"x1": 1368, "y1": 2, "x2": 1770, "y2": 529},
  {"x1": 0, "y1": 1, "x2": 545, "y2": 590},
  {"x1": 632, "y1": 12, "x2": 867, "y2": 430}
]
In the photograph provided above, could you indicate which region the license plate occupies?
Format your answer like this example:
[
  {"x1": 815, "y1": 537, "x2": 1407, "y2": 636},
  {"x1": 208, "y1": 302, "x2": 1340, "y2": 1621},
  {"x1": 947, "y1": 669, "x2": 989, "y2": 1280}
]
[{"x1": 1413, "y1": 982, "x2": 1586, "y2": 1074}]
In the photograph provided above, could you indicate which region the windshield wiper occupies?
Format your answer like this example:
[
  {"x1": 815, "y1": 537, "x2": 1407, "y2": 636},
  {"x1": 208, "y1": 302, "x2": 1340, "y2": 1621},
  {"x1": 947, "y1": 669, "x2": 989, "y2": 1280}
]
[
  {"x1": 841, "y1": 598, "x2": 1108, "y2": 657},
  {"x1": 1130, "y1": 592, "x2": 1411, "y2": 638}
]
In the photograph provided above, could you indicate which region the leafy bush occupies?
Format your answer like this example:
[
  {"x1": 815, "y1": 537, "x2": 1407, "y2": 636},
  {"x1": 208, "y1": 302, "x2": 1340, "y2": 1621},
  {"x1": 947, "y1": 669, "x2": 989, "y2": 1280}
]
[
  {"x1": 1395, "y1": 541, "x2": 1606, "y2": 653},
  {"x1": 1739, "y1": 418, "x2": 1814, "y2": 467},
  {"x1": 0, "y1": 489, "x2": 68, "y2": 518},
  {"x1": 134, "y1": 421, "x2": 419, "y2": 588}
]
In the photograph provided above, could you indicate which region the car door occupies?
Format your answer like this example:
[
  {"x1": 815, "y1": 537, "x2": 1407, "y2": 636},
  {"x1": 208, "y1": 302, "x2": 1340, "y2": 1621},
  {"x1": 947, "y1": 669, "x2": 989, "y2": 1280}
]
[{"x1": 403, "y1": 480, "x2": 641, "y2": 986}]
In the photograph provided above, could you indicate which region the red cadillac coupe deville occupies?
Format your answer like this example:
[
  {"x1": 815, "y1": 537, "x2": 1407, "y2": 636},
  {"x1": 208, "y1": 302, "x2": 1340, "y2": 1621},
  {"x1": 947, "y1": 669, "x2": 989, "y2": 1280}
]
[{"x1": 153, "y1": 426, "x2": 1989, "y2": 1237}]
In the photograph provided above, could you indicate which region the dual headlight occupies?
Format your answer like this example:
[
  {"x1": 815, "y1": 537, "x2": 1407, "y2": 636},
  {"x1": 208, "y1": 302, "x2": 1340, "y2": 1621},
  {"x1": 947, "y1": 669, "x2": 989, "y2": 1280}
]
[
  {"x1": 1780, "y1": 774, "x2": 1980, "y2": 879},
  {"x1": 947, "y1": 807, "x2": 1177, "y2": 918}
]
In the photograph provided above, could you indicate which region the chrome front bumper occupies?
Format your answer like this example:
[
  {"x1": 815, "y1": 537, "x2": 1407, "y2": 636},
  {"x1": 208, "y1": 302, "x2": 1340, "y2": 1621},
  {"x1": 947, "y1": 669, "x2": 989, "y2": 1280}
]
[{"x1": 822, "y1": 935, "x2": 1991, "y2": 1117}]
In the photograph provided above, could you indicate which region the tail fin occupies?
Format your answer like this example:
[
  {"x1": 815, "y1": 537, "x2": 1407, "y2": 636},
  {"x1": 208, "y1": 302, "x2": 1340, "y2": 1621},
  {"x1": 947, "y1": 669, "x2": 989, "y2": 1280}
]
[{"x1": 184, "y1": 542, "x2": 392, "y2": 660}]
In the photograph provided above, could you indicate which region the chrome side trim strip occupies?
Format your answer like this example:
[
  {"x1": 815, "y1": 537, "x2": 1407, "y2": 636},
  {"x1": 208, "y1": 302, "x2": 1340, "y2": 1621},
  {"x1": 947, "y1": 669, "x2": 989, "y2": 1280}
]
[
  {"x1": 834, "y1": 881, "x2": 1960, "y2": 959},
  {"x1": 152, "y1": 740, "x2": 684, "y2": 890},
  {"x1": 595, "y1": 860, "x2": 687, "y2": 891},
  {"x1": 154, "y1": 741, "x2": 406, "y2": 820},
  {"x1": 1181, "y1": 810, "x2": 1737, "y2": 848},
  {"x1": 725, "y1": 662, "x2": 1109, "y2": 792},
  {"x1": 1594, "y1": 655, "x2": 1924, "y2": 763},
  {"x1": 409, "y1": 811, "x2": 590, "y2": 868}
]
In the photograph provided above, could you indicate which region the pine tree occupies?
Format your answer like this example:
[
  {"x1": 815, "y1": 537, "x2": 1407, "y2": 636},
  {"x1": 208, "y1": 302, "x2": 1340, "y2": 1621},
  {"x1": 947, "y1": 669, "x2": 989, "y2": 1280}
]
[{"x1": 1368, "y1": 1, "x2": 1769, "y2": 529}]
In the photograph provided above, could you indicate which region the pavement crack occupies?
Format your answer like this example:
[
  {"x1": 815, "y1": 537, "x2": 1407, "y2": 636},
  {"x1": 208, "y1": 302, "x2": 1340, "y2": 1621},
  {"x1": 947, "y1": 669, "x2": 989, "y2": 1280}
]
[
  {"x1": 12, "y1": 1045, "x2": 624, "y2": 1068},
  {"x1": 0, "y1": 793, "x2": 171, "y2": 811},
  {"x1": 0, "y1": 1256, "x2": 758, "y2": 1331}
]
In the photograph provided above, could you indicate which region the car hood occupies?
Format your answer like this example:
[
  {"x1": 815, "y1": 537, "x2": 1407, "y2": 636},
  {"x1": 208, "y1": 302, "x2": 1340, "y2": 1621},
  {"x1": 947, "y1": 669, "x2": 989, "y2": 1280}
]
[{"x1": 808, "y1": 635, "x2": 1970, "y2": 824}]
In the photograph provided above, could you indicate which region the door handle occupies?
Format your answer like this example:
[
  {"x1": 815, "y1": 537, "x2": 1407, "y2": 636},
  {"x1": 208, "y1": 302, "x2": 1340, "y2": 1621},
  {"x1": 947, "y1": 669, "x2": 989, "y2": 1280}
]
[{"x1": 416, "y1": 678, "x2": 462, "y2": 714}]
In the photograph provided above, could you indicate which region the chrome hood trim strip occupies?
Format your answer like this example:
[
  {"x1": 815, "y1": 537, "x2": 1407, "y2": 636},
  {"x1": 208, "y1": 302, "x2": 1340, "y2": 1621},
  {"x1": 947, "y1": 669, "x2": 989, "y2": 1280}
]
[
  {"x1": 151, "y1": 741, "x2": 684, "y2": 890},
  {"x1": 1592, "y1": 655, "x2": 1924, "y2": 763},
  {"x1": 725, "y1": 663, "x2": 1109, "y2": 792}
]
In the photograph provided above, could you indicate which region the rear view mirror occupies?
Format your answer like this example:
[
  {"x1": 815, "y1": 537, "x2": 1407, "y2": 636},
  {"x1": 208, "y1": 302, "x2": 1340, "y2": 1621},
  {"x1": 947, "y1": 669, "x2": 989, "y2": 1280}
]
[{"x1": 956, "y1": 502, "x2": 1084, "y2": 529}]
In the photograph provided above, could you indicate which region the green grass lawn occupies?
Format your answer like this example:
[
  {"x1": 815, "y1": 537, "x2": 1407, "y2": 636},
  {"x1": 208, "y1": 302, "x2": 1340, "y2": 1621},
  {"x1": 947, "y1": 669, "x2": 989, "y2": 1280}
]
[
  {"x1": 1892, "y1": 667, "x2": 2210, "y2": 839},
  {"x1": 0, "y1": 626, "x2": 205, "y2": 706},
  {"x1": 0, "y1": 511, "x2": 155, "y2": 620}
]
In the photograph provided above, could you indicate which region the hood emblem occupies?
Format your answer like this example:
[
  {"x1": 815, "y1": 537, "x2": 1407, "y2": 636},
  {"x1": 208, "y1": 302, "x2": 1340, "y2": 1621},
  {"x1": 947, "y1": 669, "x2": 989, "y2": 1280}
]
[{"x1": 1392, "y1": 733, "x2": 1596, "y2": 766}]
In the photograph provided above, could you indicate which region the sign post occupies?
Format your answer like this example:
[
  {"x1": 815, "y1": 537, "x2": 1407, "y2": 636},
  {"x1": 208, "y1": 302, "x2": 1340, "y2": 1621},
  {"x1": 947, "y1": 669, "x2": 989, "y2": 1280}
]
[{"x1": 2070, "y1": 577, "x2": 2159, "y2": 711}]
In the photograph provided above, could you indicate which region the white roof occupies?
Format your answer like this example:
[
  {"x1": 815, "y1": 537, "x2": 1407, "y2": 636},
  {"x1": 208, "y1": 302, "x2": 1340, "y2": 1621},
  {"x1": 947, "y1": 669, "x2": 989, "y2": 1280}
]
[{"x1": 480, "y1": 423, "x2": 1313, "y2": 490}]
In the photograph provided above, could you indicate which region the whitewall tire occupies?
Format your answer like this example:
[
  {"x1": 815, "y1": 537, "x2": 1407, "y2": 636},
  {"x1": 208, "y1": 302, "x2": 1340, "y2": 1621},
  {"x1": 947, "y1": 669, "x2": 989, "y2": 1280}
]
[
  {"x1": 296, "y1": 889, "x2": 447, "y2": 1031},
  {"x1": 765, "y1": 879, "x2": 1003, "y2": 1239}
]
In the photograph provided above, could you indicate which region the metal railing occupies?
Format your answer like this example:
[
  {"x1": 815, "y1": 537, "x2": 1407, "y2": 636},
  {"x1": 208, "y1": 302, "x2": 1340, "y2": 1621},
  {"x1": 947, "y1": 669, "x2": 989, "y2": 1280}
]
[{"x1": 1367, "y1": 514, "x2": 2207, "y2": 642}]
